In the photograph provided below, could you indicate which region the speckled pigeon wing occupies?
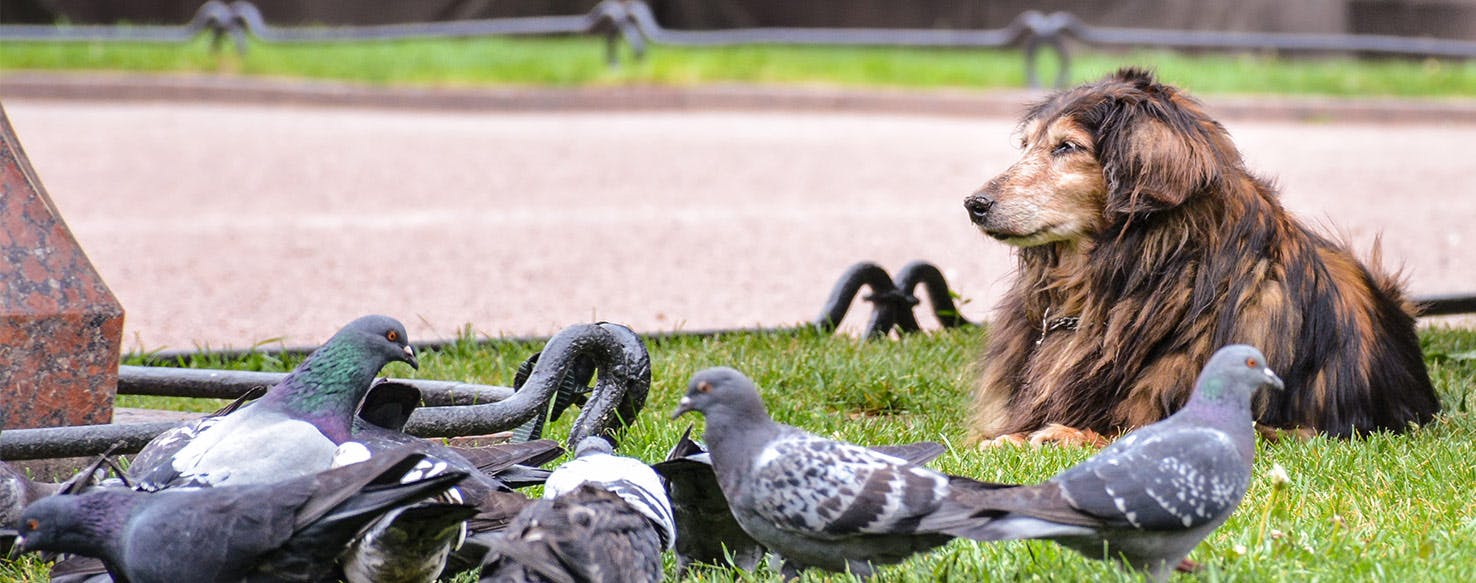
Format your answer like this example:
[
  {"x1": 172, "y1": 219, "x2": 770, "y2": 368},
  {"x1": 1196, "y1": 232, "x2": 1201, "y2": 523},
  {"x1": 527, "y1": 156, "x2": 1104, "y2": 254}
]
[
  {"x1": 746, "y1": 436, "x2": 949, "y2": 536},
  {"x1": 127, "y1": 415, "x2": 223, "y2": 489},
  {"x1": 1053, "y1": 427, "x2": 1249, "y2": 531},
  {"x1": 128, "y1": 388, "x2": 267, "y2": 489}
]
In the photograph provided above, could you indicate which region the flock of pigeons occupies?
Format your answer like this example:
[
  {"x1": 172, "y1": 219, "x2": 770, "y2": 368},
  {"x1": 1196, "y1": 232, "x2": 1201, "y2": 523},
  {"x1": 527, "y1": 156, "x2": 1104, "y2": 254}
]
[{"x1": 1, "y1": 314, "x2": 1286, "y2": 582}]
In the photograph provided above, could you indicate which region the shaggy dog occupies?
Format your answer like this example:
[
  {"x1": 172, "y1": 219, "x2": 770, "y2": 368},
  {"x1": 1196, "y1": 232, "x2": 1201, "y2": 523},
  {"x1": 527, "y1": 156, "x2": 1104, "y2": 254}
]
[{"x1": 962, "y1": 68, "x2": 1440, "y2": 446}]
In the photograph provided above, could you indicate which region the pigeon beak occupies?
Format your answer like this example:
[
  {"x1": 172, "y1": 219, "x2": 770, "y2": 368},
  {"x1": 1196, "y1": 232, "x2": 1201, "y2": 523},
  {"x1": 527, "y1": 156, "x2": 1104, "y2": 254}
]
[
  {"x1": 402, "y1": 345, "x2": 419, "y2": 370},
  {"x1": 1264, "y1": 368, "x2": 1284, "y2": 391},
  {"x1": 670, "y1": 396, "x2": 695, "y2": 420},
  {"x1": 7, "y1": 536, "x2": 25, "y2": 559}
]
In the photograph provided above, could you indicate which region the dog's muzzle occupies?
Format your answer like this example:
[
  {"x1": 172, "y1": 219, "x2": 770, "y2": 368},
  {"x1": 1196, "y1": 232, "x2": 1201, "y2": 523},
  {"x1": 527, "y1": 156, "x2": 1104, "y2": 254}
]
[{"x1": 964, "y1": 194, "x2": 995, "y2": 225}]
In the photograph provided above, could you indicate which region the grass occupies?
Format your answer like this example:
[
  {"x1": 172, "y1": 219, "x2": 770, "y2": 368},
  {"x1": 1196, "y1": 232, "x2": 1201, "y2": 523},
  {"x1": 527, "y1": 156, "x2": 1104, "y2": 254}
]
[
  {"x1": 6, "y1": 324, "x2": 1473, "y2": 581},
  {"x1": 3, "y1": 36, "x2": 1475, "y2": 97}
]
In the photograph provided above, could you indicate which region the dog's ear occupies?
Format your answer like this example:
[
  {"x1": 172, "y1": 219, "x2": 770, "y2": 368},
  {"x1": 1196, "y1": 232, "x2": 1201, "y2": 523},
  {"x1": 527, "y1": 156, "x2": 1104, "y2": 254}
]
[{"x1": 1095, "y1": 73, "x2": 1227, "y2": 217}]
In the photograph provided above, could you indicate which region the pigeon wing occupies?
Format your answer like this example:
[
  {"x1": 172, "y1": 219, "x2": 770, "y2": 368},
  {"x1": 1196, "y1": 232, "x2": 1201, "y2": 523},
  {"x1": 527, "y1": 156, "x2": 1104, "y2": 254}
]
[
  {"x1": 453, "y1": 440, "x2": 564, "y2": 475},
  {"x1": 870, "y1": 441, "x2": 947, "y2": 466},
  {"x1": 127, "y1": 386, "x2": 266, "y2": 488},
  {"x1": 652, "y1": 428, "x2": 766, "y2": 572},
  {"x1": 1052, "y1": 427, "x2": 1249, "y2": 530},
  {"x1": 745, "y1": 437, "x2": 950, "y2": 537}
]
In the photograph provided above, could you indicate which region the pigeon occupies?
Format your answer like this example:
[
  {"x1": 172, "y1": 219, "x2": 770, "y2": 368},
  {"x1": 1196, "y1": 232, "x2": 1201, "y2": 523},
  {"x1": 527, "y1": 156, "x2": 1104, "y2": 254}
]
[
  {"x1": 542, "y1": 437, "x2": 676, "y2": 551},
  {"x1": 672, "y1": 367, "x2": 996, "y2": 579},
  {"x1": 651, "y1": 426, "x2": 952, "y2": 575},
  {"x1": 13, "y1": 448, "x2": 465, "y2": 583},
  {"x1": 331, "y1": 443, "x2": 479, "y2": 583},
  {"x1": 650, "y1": 426, "x2": 766, "y2": 575},
  {"x1": 2, "y1": 445, "x2": 126, "y2": 560},
  {"x1": 476, "y1": 437, "x2": 675, "y2": 582},
  {"x1": 127, "y1": 315, "x2": 418, "y2": 489},
  {"x1": 342, "y1": 380, "x2": 565, "y2": 582},
  {"x1": 2, "y1": 461, "x2": 60, "y2": 532},
  {"x1": 952, "y1": 344, "x2": 1283, "y2": 581},
  {"x1": 478, "y1": 483, "x2": 667, "y2": 583}
]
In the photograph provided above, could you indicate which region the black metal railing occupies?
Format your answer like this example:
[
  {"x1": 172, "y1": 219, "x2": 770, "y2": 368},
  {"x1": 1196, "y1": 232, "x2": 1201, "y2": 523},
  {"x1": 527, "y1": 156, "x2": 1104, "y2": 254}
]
[
  {"x1": 3, "y1": 1, "x2": 1472, "y2": 88},
  {"x1": 0, "y1": 322, "x2": 649, "y2": 460}
]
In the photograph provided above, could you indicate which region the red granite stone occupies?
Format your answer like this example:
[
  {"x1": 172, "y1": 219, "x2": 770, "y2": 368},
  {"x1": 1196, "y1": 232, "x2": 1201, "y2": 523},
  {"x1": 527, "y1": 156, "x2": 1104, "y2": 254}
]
[{"x1": 0, "y1": 103, "x2": 124, "y2": 430}]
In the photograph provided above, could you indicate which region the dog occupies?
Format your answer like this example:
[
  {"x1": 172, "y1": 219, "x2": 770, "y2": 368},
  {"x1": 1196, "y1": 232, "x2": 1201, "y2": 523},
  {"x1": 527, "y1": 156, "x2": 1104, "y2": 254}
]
[{"x1": 962, "y1": 68, "x2": 1440, "y2": 447}]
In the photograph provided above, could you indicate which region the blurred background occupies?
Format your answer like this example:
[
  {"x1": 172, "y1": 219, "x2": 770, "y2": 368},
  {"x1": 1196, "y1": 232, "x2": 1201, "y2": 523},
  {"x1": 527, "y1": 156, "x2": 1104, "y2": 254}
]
[
  {"x1": 3, "y1": 0, "x2": 1474, "y2": 39},
  {"x1": 1, "y1": 1, "x2": 1472, "y2": 352}
]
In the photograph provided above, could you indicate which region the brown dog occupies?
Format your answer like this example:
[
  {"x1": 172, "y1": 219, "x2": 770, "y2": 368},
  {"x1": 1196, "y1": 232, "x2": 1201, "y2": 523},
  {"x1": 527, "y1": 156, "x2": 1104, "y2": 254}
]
[{"x1": 963, "y1": 68, "x2": 1440, "y2": 447}]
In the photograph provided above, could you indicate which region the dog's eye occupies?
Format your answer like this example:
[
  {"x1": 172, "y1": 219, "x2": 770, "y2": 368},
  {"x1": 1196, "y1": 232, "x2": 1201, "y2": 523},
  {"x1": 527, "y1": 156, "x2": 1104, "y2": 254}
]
[{"x1": 1052, "y1": 141, "x2": 1080, "y2": 156}]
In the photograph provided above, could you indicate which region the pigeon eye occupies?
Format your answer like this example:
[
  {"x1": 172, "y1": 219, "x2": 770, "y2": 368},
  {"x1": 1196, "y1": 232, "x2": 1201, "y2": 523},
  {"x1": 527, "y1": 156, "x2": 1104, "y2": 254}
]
[
  {"x1": 25, "y1": 518, "x2": 38, "y2": 531},
  {"x1": 385, "y1": 330, "x2": 399, "y2": 343},
  {"x1": 1246, "y1": 357, "x2": 1259, "y2": 368},
  {"x1": 697, "y1": 382, "x2": 711, "y2": 394}
]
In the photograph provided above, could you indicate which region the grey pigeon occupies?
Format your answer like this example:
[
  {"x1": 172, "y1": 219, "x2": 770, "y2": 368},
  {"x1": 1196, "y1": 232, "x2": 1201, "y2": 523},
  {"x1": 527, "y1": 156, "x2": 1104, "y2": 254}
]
[
  {"x1": 651, "y1": 426, "x2": 766, "y2": 575},
  {"x1": 672, "y1": 367, "x2": 993, "y2": 579},
  {"x1": 127, "y1": 315, "x2": 418, "y2": 489},
  {"x1": 342, "y1": 380, "x2": 564, "y2": 582},
  {"x1": 332, "y1": 442, "x2": 478, "y2": 583},
  {"x1": 13, "y1": 448, "x2": 465, "y2": 583},
  {"x1": 954, "y1": 344, "x2": 1283, "y2": 581},
  {"x1": 2, "y1": 462, "x2": 60, "y2": 533},
  {"x1": 477, "y1": 437, "x2": 675, "y2": 583},
  {"x1": 651, "y1": 426, "x2": 950, "y2": 575},
  {"x1": 3, "y1": 446, "x2": 124, "y2": 561},
  {"x1": 478, "y1": 484, "x2": 666, "y2": 583},
  {"x1": 543, "y1": 437, "x2": 676, "y2": 551}
]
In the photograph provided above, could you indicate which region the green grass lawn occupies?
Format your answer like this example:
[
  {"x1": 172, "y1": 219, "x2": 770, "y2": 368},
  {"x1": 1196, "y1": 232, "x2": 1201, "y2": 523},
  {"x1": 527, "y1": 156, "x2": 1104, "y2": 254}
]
[
  {"x1": 3, "y1": 36, "x2": 1475, "y2": 97},
  {"x1": 6, "y1": 324, "x2": 1473, "y2": 581}
]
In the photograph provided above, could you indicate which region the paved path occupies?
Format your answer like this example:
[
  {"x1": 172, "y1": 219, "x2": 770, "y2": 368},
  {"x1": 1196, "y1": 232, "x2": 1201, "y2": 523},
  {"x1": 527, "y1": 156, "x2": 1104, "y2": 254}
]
[{"x1": 4, "y1": 97, "x2": 1472, "y2": 351}]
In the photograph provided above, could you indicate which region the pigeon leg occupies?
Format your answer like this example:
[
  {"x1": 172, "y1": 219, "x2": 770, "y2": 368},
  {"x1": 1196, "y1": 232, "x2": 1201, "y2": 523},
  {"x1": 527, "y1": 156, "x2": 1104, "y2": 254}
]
[{"x1": 777, "y1": 559, "x2": 803, "y2": 582}]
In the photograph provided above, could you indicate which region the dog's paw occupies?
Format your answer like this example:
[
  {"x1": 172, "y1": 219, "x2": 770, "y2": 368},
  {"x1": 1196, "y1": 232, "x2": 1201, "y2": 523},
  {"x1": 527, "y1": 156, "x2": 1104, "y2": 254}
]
[
  {"x1": 1256, "y1": 424, "x2": 1316, "y2": 442},
  {"x1": 979, "y1": 433, "x2": 1031, "y2": 448},
  {"x1": 1027, "y1": 424, "x2": 1109, "y2": 448}
]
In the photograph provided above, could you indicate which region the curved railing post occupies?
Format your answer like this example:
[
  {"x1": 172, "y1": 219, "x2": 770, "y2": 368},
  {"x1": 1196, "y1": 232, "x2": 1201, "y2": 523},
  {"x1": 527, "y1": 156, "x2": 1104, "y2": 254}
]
[{"x1": 816, "y1": 261, "x2": 976, "y2": 339}]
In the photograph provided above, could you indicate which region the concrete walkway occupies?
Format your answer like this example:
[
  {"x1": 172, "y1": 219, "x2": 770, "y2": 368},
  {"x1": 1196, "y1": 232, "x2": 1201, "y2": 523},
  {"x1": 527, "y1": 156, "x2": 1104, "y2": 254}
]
[{"x1": 2, "y1": 83, "x2": 1472, "y2": 351}]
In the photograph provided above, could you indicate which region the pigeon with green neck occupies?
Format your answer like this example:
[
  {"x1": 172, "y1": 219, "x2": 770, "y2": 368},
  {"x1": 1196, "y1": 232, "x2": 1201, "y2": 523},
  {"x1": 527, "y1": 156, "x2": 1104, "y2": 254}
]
[{"x1": 129, "y1": 315, "x2": 418, "y2": 490}]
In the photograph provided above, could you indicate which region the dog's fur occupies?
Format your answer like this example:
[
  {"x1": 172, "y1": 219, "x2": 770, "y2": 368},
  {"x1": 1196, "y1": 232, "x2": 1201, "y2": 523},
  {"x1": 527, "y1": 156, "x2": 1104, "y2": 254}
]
[{"x1": 963, "y1": 68, "x2": 1440, "y2": 445}]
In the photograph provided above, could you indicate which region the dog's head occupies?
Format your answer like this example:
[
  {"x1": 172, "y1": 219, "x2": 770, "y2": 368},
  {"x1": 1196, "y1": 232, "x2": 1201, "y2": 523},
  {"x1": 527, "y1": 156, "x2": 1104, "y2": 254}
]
[{"x1": 964, "y1": 68, "x2": 1237, "y2": 247}]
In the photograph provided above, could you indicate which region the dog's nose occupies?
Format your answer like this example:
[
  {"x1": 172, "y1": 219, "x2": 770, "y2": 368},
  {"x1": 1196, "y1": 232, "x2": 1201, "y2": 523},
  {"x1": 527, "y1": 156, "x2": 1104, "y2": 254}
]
[{"x1": 964, "y1": 195, "x2": 995, "y2": 224}]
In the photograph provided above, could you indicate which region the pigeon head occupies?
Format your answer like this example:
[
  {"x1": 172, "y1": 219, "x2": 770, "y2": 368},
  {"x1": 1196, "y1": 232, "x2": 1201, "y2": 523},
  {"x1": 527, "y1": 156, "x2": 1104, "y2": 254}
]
[
  {"x1": 671, "y1": 367, "x2": 771, "y2": 423},
  {"x1": 1191, "y1": 344, "x2": 1284, "y2": 406},
  {"x1": 13, "y1": 491, "x2": 128, "y2": 559},
  {"x1": 333, "y1": 315, "x2": 419, "y2": 371},
  {"x1": 259, "y1": 315, "x2": 418, "y2": 441},
  {"x1": 574, "y1": 436, "x2": 615, "y2": 458}
]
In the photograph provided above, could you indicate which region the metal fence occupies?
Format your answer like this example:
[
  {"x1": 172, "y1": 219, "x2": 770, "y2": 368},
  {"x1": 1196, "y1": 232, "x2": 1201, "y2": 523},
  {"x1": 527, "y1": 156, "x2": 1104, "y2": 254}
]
[{"x1": 3, "y1": 0, "x2": 1474, "y2": 87}]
